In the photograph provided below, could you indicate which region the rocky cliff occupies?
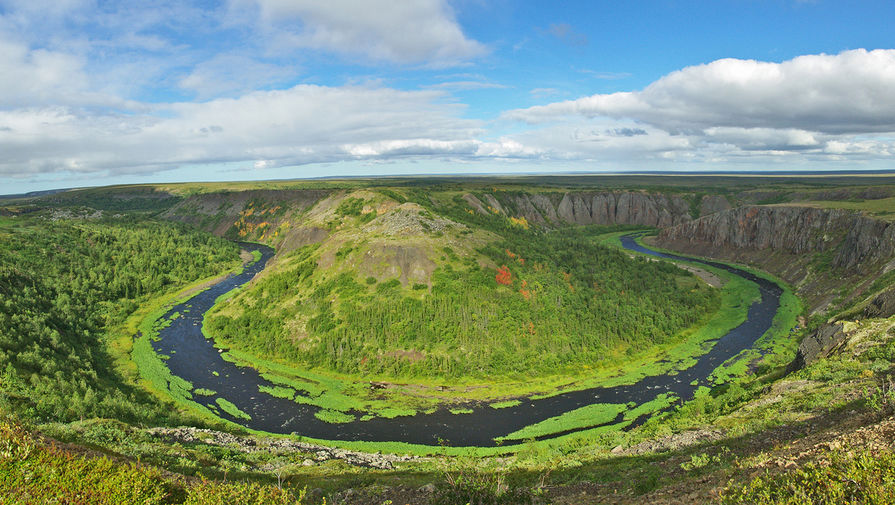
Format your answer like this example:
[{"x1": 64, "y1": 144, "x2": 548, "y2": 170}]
[
  {"x1": 464, "y1": 191, "x2": 695, "y2": 228},
  {"x1": 162, "y1": 189, "x2": 329, "y2": 237},
  {"x1": 656, "y1": 206, "x2": 895, "y2": 312},
  {"x1": 658, "y1": 206, "x2": 895, "y2": 272}
]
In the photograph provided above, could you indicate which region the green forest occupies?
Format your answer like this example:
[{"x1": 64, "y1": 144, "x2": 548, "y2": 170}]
[
  {"x1": 0, "y1": 216, "x2": 240, "y2": 424},
  {"x1": 206, "y1": 221, "x2": 719, "y2": 380}
]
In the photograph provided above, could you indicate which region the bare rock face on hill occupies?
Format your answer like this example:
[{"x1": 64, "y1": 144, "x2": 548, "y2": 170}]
[{"x1": 163, "y1": 189, "x2": 329, "y2": 237}]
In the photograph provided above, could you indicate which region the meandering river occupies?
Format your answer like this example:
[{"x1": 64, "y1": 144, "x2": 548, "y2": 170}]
[{"x1": 151, "y1": 235, "x2": 782, "y2": 447}]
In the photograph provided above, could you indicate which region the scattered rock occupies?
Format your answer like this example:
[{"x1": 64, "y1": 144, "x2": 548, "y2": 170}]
[
  {"x1": 419, "y1": 483, "x2": 437, "y2": 494},
  {"x1": 621, "y1": 428, "x2": 725, "y2": 455},
  {"x1": 146, "y1": 427, "x2": 419, "y2": 469}
]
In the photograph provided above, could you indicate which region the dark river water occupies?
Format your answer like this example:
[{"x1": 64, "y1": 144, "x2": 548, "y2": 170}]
[{"x1": 152, "y1": 235, "x2": 782, "y2": 447}]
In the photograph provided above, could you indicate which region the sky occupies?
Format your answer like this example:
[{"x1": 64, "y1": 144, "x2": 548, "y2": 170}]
[{"x1": 2, "y1": 0, "x2": 895, "y2": 193}]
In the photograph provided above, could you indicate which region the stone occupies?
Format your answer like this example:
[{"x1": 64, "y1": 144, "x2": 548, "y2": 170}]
[{"x1": 791, "y1": 322, "x2": 848, "y2": 370}]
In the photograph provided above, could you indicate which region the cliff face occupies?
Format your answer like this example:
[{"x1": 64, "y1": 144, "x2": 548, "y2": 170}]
[
  {"x1": 656, "y1": 206, "x2": 895, "y2": 312},
  {"x1": 163, "y1": 189, "x2": 329, "y2": 237},
  {"x1": 465, "y1": 191, "x2": 693, "y2": 228},
  {"x1": 657, "y1": 206, "x2": 895, "y2": 272}
]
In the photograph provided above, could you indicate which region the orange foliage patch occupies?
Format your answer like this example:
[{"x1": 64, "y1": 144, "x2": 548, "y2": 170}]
[
  {"x1": 495, "y1": 265, "x2": 512, "y2": 285},
  {"x1": 519, "y1": 279, "x2": 531, "y2": 300}
]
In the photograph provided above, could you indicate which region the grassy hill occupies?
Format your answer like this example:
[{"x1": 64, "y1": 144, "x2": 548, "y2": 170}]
[{"x1": 203, "y1": 189, "x2": 719, "y2": 387}]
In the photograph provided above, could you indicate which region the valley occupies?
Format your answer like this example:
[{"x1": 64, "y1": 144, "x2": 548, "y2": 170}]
[{"x1": 1, "y1": 174, "x2": 895, "y2": 503}]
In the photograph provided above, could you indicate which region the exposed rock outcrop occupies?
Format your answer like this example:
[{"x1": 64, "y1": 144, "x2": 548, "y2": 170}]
[
  {"x1": 791, "y1": 323, "x2": 849, "y2": 370},
  {"x1": 482, "y1": 194, "x2": 504, "y2": 214},
  {"x1": 163, "y1": 189, "x2": 329, "y2": 237},
  {"x1": 656, "y1": 205, "x2": 895, "y2": 312},
  {"x1": 469, "y1": 191, "x2": 693, "y2": 228},
  {"x1": 461, "y1": 194, "x2": 488, "y2": 216},
  {"x1": 658, "y1": 206, "x2": 895, "y2": 272},
  {"x1": 864, "y1": 288, "x2": 895, "y2": 319},
  {"x1": 700, "y1": 195, "x2": 731, "y2": 216},
  {"x1": 148, "y1": 427, "x2": 417, "y2": 469}
]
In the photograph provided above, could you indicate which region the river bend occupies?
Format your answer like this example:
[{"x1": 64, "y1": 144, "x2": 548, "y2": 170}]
[{"x1": 151, "y1": 235, "x2": 782, "y2": 446}]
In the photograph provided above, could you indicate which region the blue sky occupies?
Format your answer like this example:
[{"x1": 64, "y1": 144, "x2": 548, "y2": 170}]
[{"x1": 1, "y1": 0, "x2": 894, "y2": 193}]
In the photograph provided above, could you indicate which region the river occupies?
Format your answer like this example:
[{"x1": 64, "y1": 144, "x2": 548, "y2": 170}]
[{"x1": 151, "y1": 234, "x2": 782, "y2": 447}]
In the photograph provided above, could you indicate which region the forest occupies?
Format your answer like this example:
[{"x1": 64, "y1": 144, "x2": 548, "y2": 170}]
[{"x1": 0, "y1": 215, "x2": 240, "y2": 424}]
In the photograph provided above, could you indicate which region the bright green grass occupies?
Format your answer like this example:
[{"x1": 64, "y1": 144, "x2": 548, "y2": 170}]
[
  {"x1": 0, "y1": 420, "x2": 311, "y2": 504},
  {"x1": 314, "y1": 409, "x2": 355, "y2": 424},
  {"x1": 490, "y1": 400, "x2": 522, "y2": 409},
  {"x1": 497, "y1": 403, "x2": 628, "y2": 442},
  {"x1": 215, "y1": 398, "x2": 251, "y2": 421},
  {"x1": 258, "y1": 384, "x2": 296, "y2": 400},
  {"x1": 720, "y1": 450, "x2": 895, "y2": 504}
]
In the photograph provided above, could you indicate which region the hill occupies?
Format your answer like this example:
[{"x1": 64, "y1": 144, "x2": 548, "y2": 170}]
[{"x1": 201, "y1": 189, "x2": 718, "y2": 385}]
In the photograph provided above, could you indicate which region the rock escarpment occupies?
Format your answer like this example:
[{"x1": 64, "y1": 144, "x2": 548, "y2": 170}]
[
  {"x1": 700, "y1": 194, "x2": 731, "y2": 216},
  {"x1": 656, "y1": 205, "x2": 895, "y2": 312},
  {"x1": 658, "y1": 206, "x2": 895, "y2": 273},
  {"x1": 464, "y1": 191, "x2": 693, "y2": 228}
]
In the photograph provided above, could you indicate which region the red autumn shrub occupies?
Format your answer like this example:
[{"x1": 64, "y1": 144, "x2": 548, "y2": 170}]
[{"x1": 495, "y1": 265, "x2": 512, "y2": 285}]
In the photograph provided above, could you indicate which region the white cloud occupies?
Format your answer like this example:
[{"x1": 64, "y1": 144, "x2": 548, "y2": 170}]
[
  {"x1": 497, "y1": 50, "x2": 895, "y2": 165},
  {"x1": 0, "y1": 84, "x2": 484, "y2": 177},
  {"x1": 179, "y1": 54, "x2": 299, "y2": 99},
  {"x1": 240, "y1": 0, "x2": 486, "y2": 66},
  {"x1": 0, "y1": 38, "x2": 89, "y2": 107},
  {"x1": 508, "y1": 49, "x2": 895, "y2": 135}
]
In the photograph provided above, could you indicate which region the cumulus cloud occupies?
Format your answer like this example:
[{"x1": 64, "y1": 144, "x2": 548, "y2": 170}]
[
  {"x1": 508, "y1": 49, "x2": 895, "y2": 134},
  {"x1": 0, "y1": 85, "x2": 484, "y2": 177},
  {"x1": 240, "y1": 0, "x2": 486, "y2": 66},
  {"x1": 0, "y1": 38, "x2": 89, "y2": 106},
  {"x1": 499, "y1": 50, "x2": 895, "y2": 164}
]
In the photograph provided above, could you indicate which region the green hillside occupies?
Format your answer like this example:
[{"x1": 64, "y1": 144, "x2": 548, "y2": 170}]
[
  {"x1": 205, "y1": 191, "x2": 718, "y2": 383},
  {"x1": 0, "y1": 215, "x2": 240, "y2": 425}
]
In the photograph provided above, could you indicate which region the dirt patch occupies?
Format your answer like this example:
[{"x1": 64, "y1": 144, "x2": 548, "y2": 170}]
[
  {"x1": 382, "y1": 349, "x2": 425, "y2": 363},
  {"x1": 679, "y1": 264, "x2": 723, "y2": 288}
]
